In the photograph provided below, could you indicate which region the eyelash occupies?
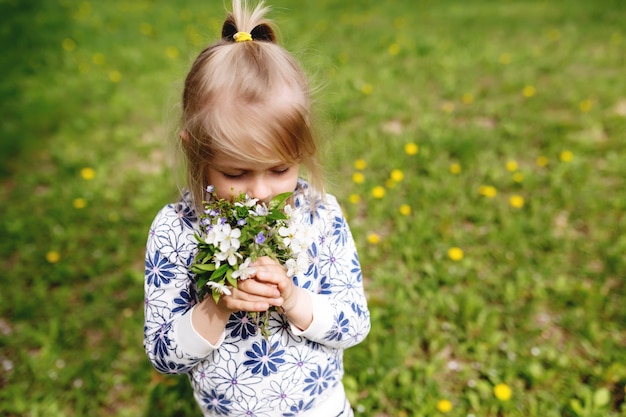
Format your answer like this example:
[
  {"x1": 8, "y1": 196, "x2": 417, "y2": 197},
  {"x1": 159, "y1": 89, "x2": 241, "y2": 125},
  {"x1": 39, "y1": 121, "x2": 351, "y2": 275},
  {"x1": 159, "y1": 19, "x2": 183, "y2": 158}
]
[{"x1": 222, "y1": 167, "x2": 290, "y2": 179}]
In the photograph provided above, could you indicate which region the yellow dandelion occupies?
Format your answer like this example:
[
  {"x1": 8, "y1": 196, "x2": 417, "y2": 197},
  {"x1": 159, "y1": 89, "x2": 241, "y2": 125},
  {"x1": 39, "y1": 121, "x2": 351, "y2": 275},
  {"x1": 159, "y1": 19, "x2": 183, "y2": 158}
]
[
  {"x1": 441, "y1": 102, "x2": 455, "y2": 113},
  {"x1": 494, "y1": 383, "x2": 512, "y2": 401},
  {"x1": 109, "y1": 70, "x2": 122, "y2": 83},
  {"x1": 399, "y1": 204, "x2": 411, "y2": 216},
  {"x1": 436, "y1": 399, "x2": 453, "y2": 413},
  {"x1": 560, "y1": 150, "x2": 573, "y2": 162},
  {"x1": 349, "y1": 194, "x2": 361, "y2": 204},
  {"x1": 388, "y1": 43, "x2": 401, "y2": 56},
  {"x1": 367, "y1": 233, "x2": 381, "y2": 245},
  {"x1": 450, "y1": 163, "x2": 462, "y2": 174},
  {"x1": 62, "y1": 38, "x2": 76, "y2": 52},
  {"x1": 579, "y1": 99, "x2": 593, "y2": 112},
  {"x1": 361, "y1": 83, "x2": 373, "y2": 95},
  {"x1": 522, "y1": 85, "x2": 536, "y2": 98},
  {"x1": 509, "y1": 195, "x2": 525, "y2": 208},
  {"x1": 352, "y1": 172, "x2": 365, "y2": 184},
  {"x1": 536, "y1": 156, "x2": 549, "y2": 167},
  {"x1": 448, "y1": 247, "x2": 464, "y2": 261},
  {"x1": 405, "y1": 142, "x2": 419, "y2": 156},
  {"x1": 354, "y1": 159, "x2": 367, "y2": 170},
  {"x1": 513, "y1": 172, "x2": 524, "y2": 183},
  {"x1": 390, "y1": 169, "x2": 404, "y2": 182},
  {"x1": 46, "y1": 251, "x2": 61, "y2": 264},
  {"x1": 372, "y1": 186, "x2": 386, "y2": 199},
  {"x1": 506, "y1": 160, "x2": 518, "y2": 172},
  {"x1": 92, "y1": 52, "x2": 105, "y2": 66},
  {"x1": 462, "y1": 93, "x2": 474, "y2": 105},
  {"x1": 80, "y1": 167, "x2": 95, "y2": 180},
  {"x1": 479, "y1": 185, "x2": 497, "y2": 198},
  {"x1": 140, "y1": 22, "x2": 153, "y2": 36},
  {"x1": 499, "y1": 52, "x2": 512, "y2": 65},
  {"x1": 73, "y1": 198, "x2": 87, "y2": 209},
  {"x1": 166, "y1": 46, "x2": 179, "y2": 59}
]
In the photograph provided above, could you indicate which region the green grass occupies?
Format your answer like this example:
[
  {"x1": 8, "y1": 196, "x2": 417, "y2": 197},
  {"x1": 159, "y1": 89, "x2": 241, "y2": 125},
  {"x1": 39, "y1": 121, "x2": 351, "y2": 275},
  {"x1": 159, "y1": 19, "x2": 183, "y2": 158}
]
[{"x1": 1, "y1": 0, "x2": 625, "y2": 416}]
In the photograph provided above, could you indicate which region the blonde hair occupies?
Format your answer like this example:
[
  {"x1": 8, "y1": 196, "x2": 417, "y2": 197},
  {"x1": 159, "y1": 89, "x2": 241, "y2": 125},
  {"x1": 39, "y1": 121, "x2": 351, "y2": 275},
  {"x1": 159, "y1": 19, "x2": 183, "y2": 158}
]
[{"x1": 180, "y1": 0, "x2": 324, "y2": 210}]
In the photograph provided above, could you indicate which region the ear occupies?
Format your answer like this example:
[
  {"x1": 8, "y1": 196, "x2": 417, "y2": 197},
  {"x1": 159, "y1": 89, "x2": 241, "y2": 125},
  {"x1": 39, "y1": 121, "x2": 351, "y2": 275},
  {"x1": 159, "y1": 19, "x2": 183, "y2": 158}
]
[
  {"x1": 251, "y1": 23, "x2": 276, "y2": 43},
  {"x1": 221, "y1": 16, "x2": 238, "y2": 41},
  {"x1": 178, "y1": 130, "x2": 190, "y2": 142}
]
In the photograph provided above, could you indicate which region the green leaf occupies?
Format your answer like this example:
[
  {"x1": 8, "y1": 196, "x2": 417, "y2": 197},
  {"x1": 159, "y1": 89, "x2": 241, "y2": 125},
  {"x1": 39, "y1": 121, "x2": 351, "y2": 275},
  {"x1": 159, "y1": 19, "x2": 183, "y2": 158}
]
[
  {"x1": 226, "y1": 270, "x2": 237, "y2": 288},
  {"x1": 269, "y1": 192, "x2": 292, "y2": 210},
  {"x1": 212, "y1": 263, "x2": 229, "y2": 279},
  {"x1": 190, "y1": 263, "x2": 216, "y2": 273},
  {"x1": 267, "y1": 209, "x2": 287, "y2": 221}
]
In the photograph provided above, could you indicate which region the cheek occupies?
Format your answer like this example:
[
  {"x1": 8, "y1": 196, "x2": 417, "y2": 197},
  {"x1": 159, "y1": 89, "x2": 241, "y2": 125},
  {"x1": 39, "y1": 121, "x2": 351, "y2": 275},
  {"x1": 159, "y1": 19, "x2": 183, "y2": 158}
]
[{"x1": 282, "y1": 171, "x2": 300, "y2": 192}]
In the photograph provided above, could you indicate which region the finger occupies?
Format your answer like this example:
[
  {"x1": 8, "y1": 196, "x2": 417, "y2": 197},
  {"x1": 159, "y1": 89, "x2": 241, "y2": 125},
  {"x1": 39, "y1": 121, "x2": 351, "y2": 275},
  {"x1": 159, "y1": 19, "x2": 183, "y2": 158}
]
[
  {"x1": 221, "y1": 297, "x2": 272, "y2": 312},
  {"x1": 220, "y1": 292, "x2": 283, "y2": 312},
  {"x1": 253, "y1": 256, "x2": 280, "y2": 267},
  {"x1": 237, "y1": 278, "x2": 280, "y2": 298},
  {"x1": 253, "y1": 265, "x2": 288, "y2": 285}
]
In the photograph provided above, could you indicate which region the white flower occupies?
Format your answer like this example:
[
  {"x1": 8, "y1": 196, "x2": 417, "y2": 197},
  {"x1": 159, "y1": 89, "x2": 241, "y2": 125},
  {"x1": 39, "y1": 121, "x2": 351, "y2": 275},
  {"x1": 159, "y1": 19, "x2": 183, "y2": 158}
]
[
  {"x1": 234, "y1": 194, "x2": 258, "y2": 208},
  {"x1": 251, "y1": 204, "x2": 269, "y2": 217},
  {"x1": 244, "y1": 195, "x2": 259, "y2": 207},
  {"x1": 215, "y1": 246, "x2": 242, "y2": 266},
  {"x1": 285, "y1": 259, "x2": 297, "y2": 277},
  {"x1": 279, "y1": 222, "x2": 312, "y2": 256},
  {"x1": 232, "y1": 257, "x2": 256, "y2": 280},
  {"x1": 206, "y1": 281, "x2": 232, "y2": 296},
  {"x1": 217, "y1": 224, "x2": 241, "y2": 252},
  {"x1": 205, "y1": 223, "x2": 223, "y2": 246},
  {"x1": 285, "y1": 254, "x2": 308, "y2": 277},
  {"x1": 278, "y1": 225, "x2": 295, "y2": 247}
]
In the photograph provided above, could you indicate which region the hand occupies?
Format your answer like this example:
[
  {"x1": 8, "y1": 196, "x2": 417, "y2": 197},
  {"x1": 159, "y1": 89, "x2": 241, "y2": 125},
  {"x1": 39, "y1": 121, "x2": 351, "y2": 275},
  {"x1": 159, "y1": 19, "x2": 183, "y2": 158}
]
[
  {"x1": 217, "y1": 274, "x2": 284, "y2": 313},
  {"x1": 252, "y1": 256, "x2": 313, "y2": 330},
  {"x1": 251, "y1": 257, "x2": 297, "y2": 311}
]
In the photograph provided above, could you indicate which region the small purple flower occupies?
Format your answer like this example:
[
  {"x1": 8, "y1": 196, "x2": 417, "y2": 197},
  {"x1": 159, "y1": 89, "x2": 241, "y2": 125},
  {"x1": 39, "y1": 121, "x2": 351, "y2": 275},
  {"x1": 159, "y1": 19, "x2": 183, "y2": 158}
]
[
  {"x1": 206, "y1": 185, "x2": 214, "y2": 193},
  {"x1": 218, "y1": 217, "x2": 227, "y2": 225},
  {"x1": 255, "y1": 232, "x2": 266, "y2": 245},
  {"x1": 237, "y1": 218, "x2": 247, "y2": 226}
]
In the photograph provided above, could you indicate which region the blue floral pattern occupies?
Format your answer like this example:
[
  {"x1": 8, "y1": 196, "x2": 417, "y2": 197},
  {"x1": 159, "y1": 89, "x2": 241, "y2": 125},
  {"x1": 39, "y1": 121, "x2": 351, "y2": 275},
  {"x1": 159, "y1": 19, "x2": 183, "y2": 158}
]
[{"x1": 144, "y1": 180, "x2": 370, "y2": 416}]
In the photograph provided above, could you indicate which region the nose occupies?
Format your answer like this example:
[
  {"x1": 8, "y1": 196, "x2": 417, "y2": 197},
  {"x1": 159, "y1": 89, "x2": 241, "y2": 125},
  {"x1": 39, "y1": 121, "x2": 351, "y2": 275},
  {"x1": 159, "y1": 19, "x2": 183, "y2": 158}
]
[{"x1": 248, "y1": 177, "x2": 272, "y2": 203}]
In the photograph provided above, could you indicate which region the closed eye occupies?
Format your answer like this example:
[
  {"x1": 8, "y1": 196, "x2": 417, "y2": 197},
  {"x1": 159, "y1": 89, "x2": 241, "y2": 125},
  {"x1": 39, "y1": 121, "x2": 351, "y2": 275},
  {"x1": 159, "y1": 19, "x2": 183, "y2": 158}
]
[
  {"x1": 221, "y1": 171, "x2": 247, "y2": 179},
  {"x1": 272, "y1": 166, "x2": 292, "y2": 175}
]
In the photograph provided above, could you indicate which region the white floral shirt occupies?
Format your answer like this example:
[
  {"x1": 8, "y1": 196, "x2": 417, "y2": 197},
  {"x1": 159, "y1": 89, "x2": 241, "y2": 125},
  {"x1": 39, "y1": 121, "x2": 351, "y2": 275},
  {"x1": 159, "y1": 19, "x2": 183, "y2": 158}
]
[{"x1": 144, "y1": 180, "x2": 371, "y2": 416}]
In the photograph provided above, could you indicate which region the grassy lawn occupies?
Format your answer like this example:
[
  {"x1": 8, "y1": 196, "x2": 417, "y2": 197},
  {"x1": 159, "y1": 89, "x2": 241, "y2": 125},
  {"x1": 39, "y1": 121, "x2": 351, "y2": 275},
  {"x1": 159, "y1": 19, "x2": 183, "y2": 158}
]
[{"x1": 1, "y1": 0, "x2": 625, "y2": 416}]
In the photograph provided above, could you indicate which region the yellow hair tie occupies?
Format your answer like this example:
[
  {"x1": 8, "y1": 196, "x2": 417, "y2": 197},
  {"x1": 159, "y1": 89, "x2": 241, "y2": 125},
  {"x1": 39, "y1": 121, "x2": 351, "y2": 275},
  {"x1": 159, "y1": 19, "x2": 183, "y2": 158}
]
[{"x1": 233, "y1": 31, "x2": 252, "y2": 42}]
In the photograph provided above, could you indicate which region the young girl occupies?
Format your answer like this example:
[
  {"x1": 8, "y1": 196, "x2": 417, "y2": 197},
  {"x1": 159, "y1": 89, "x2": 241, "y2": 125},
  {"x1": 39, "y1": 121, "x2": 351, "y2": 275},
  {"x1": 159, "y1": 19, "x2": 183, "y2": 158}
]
[{"x1": 143, "y1": 1, "x2": 370, "y2": 416}]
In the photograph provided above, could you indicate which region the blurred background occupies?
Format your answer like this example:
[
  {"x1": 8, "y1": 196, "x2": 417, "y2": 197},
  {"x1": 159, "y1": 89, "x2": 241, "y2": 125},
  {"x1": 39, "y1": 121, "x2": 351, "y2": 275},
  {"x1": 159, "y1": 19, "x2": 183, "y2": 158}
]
[{"x1": 1, "y1": 0, "x2": 625, "y2": 416}]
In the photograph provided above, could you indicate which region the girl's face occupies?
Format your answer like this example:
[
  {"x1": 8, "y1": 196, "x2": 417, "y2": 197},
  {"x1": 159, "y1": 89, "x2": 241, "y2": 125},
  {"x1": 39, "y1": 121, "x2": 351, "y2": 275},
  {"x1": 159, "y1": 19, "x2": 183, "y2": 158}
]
[{"x1": 206, "y1": 154, "x2": 299, "y2": 202}]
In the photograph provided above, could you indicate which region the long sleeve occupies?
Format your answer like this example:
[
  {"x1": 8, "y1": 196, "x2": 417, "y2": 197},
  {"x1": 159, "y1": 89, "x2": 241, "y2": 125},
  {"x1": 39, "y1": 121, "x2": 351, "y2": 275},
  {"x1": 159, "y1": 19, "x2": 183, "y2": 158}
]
[
  {"x1": 290, "y1": 193, "x2": 371, "y2": 349},
  {"x1": 143, "y1": 199, "x2": 221, "y2": 374},
  {"x1": 143, "y1": 184, "x2": 370, "y2": 416}
]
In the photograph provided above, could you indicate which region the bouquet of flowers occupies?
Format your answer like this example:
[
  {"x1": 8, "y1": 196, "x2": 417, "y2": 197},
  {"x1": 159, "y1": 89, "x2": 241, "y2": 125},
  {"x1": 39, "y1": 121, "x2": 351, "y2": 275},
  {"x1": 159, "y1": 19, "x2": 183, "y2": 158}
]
[{"x1": 190, "y1": 186, "x2": 310, "y2": 338}]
